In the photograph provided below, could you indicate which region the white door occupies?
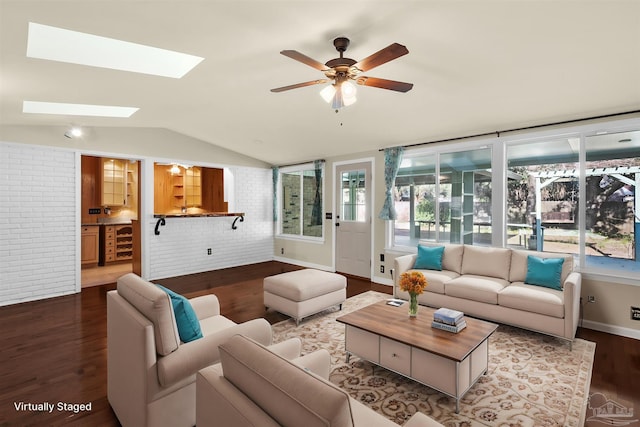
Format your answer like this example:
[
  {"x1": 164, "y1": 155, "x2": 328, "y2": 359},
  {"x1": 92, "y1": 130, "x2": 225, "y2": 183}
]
[{"x1": 335, "y1": 162, "x2": 372, "y2": 278}]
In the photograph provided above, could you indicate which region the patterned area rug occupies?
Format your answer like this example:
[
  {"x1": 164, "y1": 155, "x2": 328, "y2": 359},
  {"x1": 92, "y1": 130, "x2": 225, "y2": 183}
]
[{"x1": 272, "y1": 291, "x2": 595, "y2": 427}]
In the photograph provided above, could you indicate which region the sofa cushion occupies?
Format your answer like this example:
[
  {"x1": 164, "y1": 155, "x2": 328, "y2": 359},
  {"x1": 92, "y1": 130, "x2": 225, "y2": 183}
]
[
  {"x1": 524, "y1": 256, "x2": 564, "y2": 290},
  {"x1": 199, "y1": 314, "x2": 237, "y2": 336},
  {"x1": 156, "y1": 285, "x2": 203, "y2": 343},
  {"x1": 419, "y1": 242, "x2": 464, "y2": 274},
  {"x1": 414, "y1": 245, "x2": 445, "y2": 270},
  {"x1": 400, "y1": 269, "x2": 459, "y2": 295},
  {"x1": 219, "y1": 335, "x2": 354, "y2": 427},
  {"x1": 116, "y1": 273, "x2": 180, "y2": 356},
  {"x1": 499, "y1": 283, "x2": 565, "y2": 318},
  {"x1": 444, "y1": 275, "x2": 510, "y2": 304},
  {"x1": 461, "y1": 245, "x2": 511, "y2": 280},
  {"x1": 509, "y1": 249, "x2": 573, "y2": 284}
]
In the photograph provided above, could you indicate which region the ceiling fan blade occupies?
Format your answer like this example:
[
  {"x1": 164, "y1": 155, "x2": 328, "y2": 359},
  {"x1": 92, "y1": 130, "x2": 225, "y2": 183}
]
[
  {"x1": 353, "y1": 43, "x2": 409, "y2": 72},
  {"x1": 270, "y1": 79, "x2": 330, "y2": 93},
  {"x1": 280, "y1": 50, "x2": 329, "y2": 71},
  {"x1": 355, "y1": 76, "x2": 413, "y2": 92}
]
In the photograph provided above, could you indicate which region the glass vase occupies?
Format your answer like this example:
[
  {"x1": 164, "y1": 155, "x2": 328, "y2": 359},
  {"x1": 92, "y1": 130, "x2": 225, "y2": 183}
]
[{"x1": 409, "y1": 293, "x2": 418, "y2": 317}]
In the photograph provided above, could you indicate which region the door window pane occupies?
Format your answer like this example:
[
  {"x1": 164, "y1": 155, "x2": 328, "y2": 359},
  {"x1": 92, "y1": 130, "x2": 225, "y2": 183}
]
[{"x1": 341, "y1": 170, "x2": 366, "y2": 222}]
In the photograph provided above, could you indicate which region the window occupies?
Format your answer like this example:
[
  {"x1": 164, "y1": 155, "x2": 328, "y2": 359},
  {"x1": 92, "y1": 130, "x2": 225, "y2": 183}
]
[
  {"x1": 279, "y1": 163, "x2": 323, "y2": 239},
  {"x1": 388, "y1": 119, "x2": 639, "y2": 281},
  {"x1": 506, "y1": 137, "x2": 579, "y2": 254},
  {"x1": 583, "y1": 130, "x2": 638, "y2": 274},
  {"x1": 393, "y1": 147, "x2": 492, "y2": 247}
]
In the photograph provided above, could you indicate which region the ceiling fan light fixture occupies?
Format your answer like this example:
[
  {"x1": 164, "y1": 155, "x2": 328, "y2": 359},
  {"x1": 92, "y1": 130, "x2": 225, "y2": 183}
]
[
  {"x1": 341, "y1": 81, "x2": 357, "y2": 106},
  {"x1": 331, "y1": 88, "x2": 344, "y2": 110},
  {"x1": 320, "y1": 84, "x2": 336, "y2": 103}
]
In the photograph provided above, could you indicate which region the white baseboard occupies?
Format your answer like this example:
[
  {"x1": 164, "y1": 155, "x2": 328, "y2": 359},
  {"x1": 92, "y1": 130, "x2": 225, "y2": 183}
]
[
  {"x1": 272, "y1": 256, "x2": 334, "y2": 272},
  {"x1": 372, "y1": 275, "x2": 393, "y2": 286},
  {"x1": 581, "y1": 319, "x2": 640, "y2": 340}
]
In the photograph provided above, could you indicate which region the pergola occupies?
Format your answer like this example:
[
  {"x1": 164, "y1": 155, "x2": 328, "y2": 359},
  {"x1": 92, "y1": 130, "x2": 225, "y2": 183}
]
[{"x1": 531, "y1": 166, "x2": 639, "y2": 263}]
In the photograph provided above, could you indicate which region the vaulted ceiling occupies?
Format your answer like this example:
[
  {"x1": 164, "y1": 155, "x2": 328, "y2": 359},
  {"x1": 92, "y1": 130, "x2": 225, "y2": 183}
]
[{"x1": 1, "y1": 1, "x2": 639, "y2": 165}]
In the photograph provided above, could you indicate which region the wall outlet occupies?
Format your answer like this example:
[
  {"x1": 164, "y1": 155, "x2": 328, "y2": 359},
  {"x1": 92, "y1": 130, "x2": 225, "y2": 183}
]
[
  {"x1": 380, "y1": 254, "x2": 385, "y2": 262},
  {"x1": 380, "y1": 265, "x2": 384, "y2": 273},
  {"x1": 207, "y1": 248, "x2": 212, "y2": 255},
  {"x1": 587, "y1": 295, "x2": 596, "y2": 303},
  {"x1": 631, "y1": 306, "x2": 640, "y2": 321},
  {"x1": 281, "y1": 248, "x2": 284, "y2": 255}
]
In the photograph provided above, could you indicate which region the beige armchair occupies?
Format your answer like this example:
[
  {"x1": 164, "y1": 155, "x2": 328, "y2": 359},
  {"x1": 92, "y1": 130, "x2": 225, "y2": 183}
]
[{"x1": 107, "y1": 273, "x2": 272, "y2": 427}]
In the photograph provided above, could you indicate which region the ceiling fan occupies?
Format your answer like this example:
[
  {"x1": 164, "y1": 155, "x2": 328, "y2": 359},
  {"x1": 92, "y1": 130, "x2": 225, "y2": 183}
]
[{"x1": 271, "y1": 37, "x2": 413, "y2": 110}]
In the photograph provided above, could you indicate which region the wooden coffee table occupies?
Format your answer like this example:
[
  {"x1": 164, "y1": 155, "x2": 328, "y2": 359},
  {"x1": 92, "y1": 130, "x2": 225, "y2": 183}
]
[{"x1": 336, "y1": 301, "x2": 498, "y2": 413}]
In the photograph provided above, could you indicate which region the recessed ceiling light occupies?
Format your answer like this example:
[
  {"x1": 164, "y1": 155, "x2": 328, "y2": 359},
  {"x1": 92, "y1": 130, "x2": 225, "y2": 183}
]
[
  {"x1": 64, "y1": 127, "x2": 83, "y2": 138},
  {"x1": 27, "y1": 22, "x2": 204, "y2": 78},
  {"x1": 23, "y1": 101, "x2": 138, "y2": 117}
]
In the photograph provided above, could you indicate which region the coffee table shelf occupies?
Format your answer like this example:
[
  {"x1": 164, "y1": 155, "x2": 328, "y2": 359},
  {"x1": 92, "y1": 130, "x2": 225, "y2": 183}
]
[{"x1": 336, "y1": 301, "x2": 498, "y2": 413}]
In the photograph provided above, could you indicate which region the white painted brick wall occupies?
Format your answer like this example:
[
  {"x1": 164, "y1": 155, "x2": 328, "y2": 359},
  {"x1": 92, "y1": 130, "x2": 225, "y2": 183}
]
[
  {"x1": 0, "y1": 142, "x2": 275, "y2": 303},
  {"x1": 148, "y1": 166, "x2": 274, "y2": 280},
  {"x1": 0, "y1": 143, "x2": 76, "y2": 306}
]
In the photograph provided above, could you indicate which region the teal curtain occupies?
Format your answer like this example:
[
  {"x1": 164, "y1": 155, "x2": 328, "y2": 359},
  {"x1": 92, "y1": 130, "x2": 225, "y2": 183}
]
[
  {"x1": 311, "y1": 160, "x2": 323, "y2": 226},
  {"x1": 272, "y1": 166, "x2": 279, "y2": 222},
  {"x1": 378, "y1": 147, "x2": 404, "y2": 220}
]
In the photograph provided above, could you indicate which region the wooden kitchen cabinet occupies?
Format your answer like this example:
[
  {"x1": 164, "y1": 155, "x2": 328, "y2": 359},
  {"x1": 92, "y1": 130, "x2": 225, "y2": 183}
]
[
  {"x1": 100, "y1": 224, "x2": 133, "y2": 264},
  {"x1": 115, "y1": 225, "x2": 134, "y2": 262},
  {"x1": 81, "y1": 225, "x2": 100, "y2": 265},
  {"x1": 101, "y1": 158, "x2": 126, "y2": 206}
]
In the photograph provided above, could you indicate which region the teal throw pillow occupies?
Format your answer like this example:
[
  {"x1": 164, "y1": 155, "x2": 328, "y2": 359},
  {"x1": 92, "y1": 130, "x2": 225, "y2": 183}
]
[
  {"x1": 413, "y1": 245, "x2": 445, "y2": 271},
  {"x1": 156, "y1": 284, "x2": 203, "y2": 343},
  {"x1": 524, "y1": 256, "x2": 564, "y2": 291}
]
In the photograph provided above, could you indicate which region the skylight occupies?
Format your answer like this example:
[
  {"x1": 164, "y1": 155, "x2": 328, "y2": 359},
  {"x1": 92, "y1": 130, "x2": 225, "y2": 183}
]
[
  {"x1": 26, "y1": 22, "x2": 204, "y2": 78},
  {"x1": 23, "y1": 101, "x2": 138, "y2": 118}
]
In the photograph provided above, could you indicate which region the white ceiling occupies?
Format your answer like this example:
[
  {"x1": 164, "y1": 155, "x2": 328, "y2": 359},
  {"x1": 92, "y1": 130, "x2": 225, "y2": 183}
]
[{"x1": 1, "y1": 1, "x2": 639, "y2": 165}]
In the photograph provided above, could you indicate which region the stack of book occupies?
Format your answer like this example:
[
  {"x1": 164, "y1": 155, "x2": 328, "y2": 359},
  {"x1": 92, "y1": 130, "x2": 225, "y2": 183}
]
[{"x1": 432, "y1": 307, "x2": 466, "y2": 333}]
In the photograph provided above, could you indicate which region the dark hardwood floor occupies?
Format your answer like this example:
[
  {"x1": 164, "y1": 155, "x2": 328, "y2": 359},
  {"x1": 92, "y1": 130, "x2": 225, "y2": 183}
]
[{"x1": 0, "y1": 261, "x2": 637, "y2": 426}]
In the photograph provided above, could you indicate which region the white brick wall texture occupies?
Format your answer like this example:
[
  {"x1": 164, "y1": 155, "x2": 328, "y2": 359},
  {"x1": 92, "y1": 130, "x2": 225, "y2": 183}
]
[
  {"x1": 0, "y1": 143, "x2": 77, "y2": 306},
  {"x1": 0, "y1": 142, "x2": 275, "y2": 304},
  {"x1": 148, "y1": 166, "x2": 274, "y2": 280}
]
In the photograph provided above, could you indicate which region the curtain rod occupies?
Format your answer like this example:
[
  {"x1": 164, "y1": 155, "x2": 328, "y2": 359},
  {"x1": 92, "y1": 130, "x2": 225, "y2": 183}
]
[
  {"x1": 275, "y1": 159, "x2": 325, "y2": 168},
  {"x1": 379, "y1": 109, "x2": 640, "y2": 151}
]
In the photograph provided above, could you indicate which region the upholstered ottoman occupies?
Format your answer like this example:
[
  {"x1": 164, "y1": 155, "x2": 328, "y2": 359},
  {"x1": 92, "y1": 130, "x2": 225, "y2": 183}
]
[{"x1": 264, "y1": 269, "x2": 347, "y2": 325}]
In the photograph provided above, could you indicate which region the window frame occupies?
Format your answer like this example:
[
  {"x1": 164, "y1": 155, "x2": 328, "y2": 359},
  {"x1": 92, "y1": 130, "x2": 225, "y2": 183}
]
[
  {"x1": 387, "y1": 117, "x2": 640, "y2": 284},
  {"x1": 276, "y1": 162, "x2": 325, "y2": 242},
  {"x1": 391, "y1": 142, "x2": 498, "y2": 251}
]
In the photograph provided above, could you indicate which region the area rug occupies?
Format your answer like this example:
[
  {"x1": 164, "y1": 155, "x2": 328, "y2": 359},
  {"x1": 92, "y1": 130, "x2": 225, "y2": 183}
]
[{"x1": 272, "y1": 291, "x2": 595, "y2": 427}]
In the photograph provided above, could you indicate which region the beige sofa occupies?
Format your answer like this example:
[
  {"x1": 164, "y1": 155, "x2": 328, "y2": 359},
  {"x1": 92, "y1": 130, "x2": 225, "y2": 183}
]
[
  {"x1": 197, "y1": 334, "x2": 444, "y2": 427},
  {"x1": 394, "y1": 244, "x2": 582, "y2": 343},
  {"x1": 107, "y1": 273, "x2": 274, "y2": 427}
]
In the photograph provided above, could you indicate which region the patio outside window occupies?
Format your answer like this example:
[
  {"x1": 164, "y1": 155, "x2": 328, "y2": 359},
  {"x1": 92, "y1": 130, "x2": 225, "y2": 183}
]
[
  {"x1": 391, "y1": 125, "x2": 639, "y2": 280},
  {"x1": 393, "y1": 147, "x2": 492, "y2": 247}
]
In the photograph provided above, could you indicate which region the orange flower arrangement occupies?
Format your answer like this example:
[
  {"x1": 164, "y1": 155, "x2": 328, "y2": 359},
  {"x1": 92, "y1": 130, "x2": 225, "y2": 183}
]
[{"x1": 399, "y1": 271, "x2": 427, "y2": 295}]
